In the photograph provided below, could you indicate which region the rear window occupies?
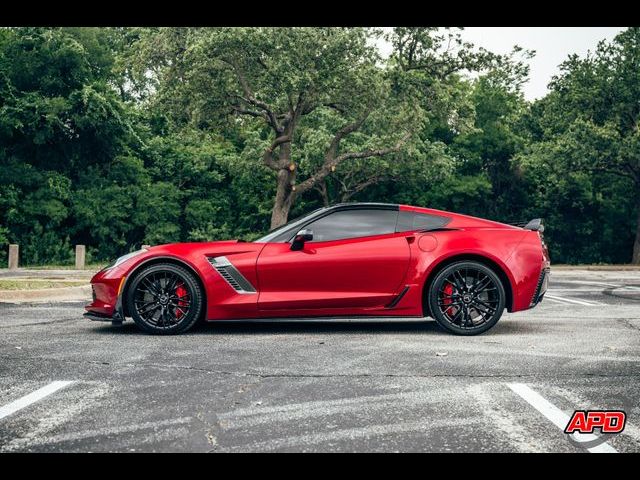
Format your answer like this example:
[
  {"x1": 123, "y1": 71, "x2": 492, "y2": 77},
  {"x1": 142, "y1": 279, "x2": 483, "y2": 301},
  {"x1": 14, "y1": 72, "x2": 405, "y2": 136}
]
[{"x1": 396, "y1": 210, "x2": 450, "y2": 232}]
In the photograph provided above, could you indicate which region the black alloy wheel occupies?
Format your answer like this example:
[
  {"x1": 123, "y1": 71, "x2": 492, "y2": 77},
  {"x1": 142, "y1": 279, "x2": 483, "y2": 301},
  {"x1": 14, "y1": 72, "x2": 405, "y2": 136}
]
[
  {"x1": 428, "y1": 261, "x2": 506, "y2": 335},
  {"x1": 126, "y1": 263, "x2": 204, "y2": 334}
]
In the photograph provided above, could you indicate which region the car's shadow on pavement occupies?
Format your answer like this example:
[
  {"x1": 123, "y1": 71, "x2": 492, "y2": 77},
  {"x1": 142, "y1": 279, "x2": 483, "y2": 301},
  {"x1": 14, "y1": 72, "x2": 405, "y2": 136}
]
[
  {"x1": 192, "y1": 320, "x2": 447, "y2": 336},
  {"x1": 90, "y1": 318, "x2": 542, "y2": 336},
  {"x1": 90, "y1": 319, "x2": 447, "y2": 335}
]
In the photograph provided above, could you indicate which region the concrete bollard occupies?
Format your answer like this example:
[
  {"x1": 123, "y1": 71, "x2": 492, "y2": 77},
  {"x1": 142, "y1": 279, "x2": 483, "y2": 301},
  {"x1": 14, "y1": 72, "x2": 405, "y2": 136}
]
[
  {"x1": 75, "y1": 245, "x2": 86, "y2": 270},
  {"x1": 8, "y1": 244, "x2": 19, "y2": 270}
]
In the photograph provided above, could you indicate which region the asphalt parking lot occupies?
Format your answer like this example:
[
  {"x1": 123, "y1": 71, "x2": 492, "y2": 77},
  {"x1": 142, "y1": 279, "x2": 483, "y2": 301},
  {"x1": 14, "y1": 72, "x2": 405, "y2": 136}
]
[{"x1": 1, "y1": 268, "x2": 639, "y2": 452}]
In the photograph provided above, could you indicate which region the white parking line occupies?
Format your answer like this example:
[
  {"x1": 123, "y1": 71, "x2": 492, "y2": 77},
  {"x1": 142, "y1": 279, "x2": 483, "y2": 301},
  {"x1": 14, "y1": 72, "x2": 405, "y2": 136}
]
[
  {"x1": 222, "y1": 417, "x2": 484, "y2": 452},
  {"x1": 28, "y1": 417, "x2": 193, "y2": 446},
  {"x1": 507, "y1": 383, "x2": 617, "y2": 453},
  {"x1": 556, "y1": 280, "x2": 621, "y2": 288},
  {"x1": 544, "y1": 296, "x2": 573, "y2": 305},
  {"x1": 544, "y1": 294, "x2": 604, "y2": 306},
  {"x1": 546, "y1": 288, "x2": 608, "y2": 293},
  {"x1": 0, "y1": 381, "x2": 75, "y2": 421},
  {"x1": 617, "y1": 286, "x2": 640, "y2": 292}
]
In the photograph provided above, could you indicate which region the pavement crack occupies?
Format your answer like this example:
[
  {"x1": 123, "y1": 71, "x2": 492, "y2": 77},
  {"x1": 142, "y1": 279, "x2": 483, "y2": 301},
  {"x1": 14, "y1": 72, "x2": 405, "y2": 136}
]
[
  {"x1": 0, "y1": 318, "x2": 79, "y2": 328},
  {"x1": 1, "y1": 354, "x2": 639, "y2": 379},
  {"x1": 603, "y1": 287, "x2": 640, "y2": 303},
  {"x1": 617, "y1": 318, "x2": 640, "y2": 331},
  {"x1": 191, "y1": 412, "x2": 220, "y2": 453}
]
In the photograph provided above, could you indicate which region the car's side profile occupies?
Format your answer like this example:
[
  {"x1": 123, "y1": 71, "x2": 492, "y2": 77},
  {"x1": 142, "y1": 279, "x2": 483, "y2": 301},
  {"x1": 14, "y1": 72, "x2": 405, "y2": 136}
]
[{"x1": 85, "y1": 203, "x2": 550, "y2": 335}]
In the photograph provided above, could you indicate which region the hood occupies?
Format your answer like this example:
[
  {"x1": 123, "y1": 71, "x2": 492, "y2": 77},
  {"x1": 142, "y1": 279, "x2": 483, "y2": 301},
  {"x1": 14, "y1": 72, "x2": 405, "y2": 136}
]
[{"x1": 145, "y1": 240, "x2": 265, "y2": 258}]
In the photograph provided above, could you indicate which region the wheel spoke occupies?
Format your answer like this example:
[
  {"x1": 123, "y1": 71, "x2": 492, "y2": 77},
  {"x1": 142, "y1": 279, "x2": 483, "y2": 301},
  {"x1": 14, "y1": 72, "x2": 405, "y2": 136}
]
[
  {"x1": 168, "y1": 308, "x2": 179, "y2": 325},
  {"x1": 471, "y1": 306, "x2": 490, "y2": 324},
  {"x1": 175, "y1": 278, "x2": 182, "y2": 291},
  {"x1": 471, "y1": 273, "x2": 486, "y2": 292},
  {"x1": 463, "y1": 306, "x2": 473, "y2": 327},
  {"x1": 438, "y1": 300, "x2": 462, "y2": 307},
  {"x1": 471, "y1": 270, "x2": 481, "y2": 290},
  {"x1": 142, "y1": 277, "x2": 160, "y2": 296},
  {"x1": 135, "y1": 300, "x2": 156, "y2": 309},
  {"x1": 169, "y1": 275, "x2": 175, "y2": 292},
  {"x1": 471, "y1": 276, "x2": 491, "y2": 294},
  {"x1": 138, "y1": 303, "x2": 159, "y2": 316},
  {"x1": 443, "y1": 279, "x2": 457, "y2": 290},
  {"x1": 449, "y1": 308, "x2": 463, "y2": 324},
  {"x1": 474, "y1": 299, "x2": 496, "y2": 313},
  {"x1": 452, "y1": 271, "x2": 467, "y2": 292},
  {"x1": 169, "y1": 301, "x2": 191, "y2": 308}
]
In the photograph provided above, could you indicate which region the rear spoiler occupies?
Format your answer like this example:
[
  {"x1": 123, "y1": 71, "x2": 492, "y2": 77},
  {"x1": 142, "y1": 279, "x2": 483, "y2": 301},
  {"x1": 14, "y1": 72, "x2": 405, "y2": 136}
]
[
  {"x1": 508, "y1": 218, "x2": 544, "y2": 232},
  {"x1": 524, "y1": 218, "x2": 544, "y2": 232}
]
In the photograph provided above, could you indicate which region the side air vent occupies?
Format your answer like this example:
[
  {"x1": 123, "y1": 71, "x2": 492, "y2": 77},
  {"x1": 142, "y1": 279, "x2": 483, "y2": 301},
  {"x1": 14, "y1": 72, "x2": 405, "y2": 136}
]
[{"x1": 207, "y1": 256, "x2": 257, "y2": 294}]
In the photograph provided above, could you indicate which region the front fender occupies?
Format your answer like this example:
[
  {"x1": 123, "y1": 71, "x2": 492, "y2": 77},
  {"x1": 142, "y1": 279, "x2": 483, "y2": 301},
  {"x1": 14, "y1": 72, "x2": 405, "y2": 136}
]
[{"x1": 116, "y1": 242, "x2": 266, "y2": 320}]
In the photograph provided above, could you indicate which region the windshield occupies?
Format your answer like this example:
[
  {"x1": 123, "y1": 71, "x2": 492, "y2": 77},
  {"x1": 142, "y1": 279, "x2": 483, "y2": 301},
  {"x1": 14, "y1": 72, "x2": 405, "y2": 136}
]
[{"x1": 254, "y1": 207, "x2": 325, "y2": 243}]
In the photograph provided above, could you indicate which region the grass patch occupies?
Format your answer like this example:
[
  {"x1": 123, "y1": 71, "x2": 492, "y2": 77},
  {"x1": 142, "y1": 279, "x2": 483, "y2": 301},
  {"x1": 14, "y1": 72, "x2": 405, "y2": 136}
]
[
  {"x1": 19, "y1": 263, "x2": 107, "y2": 271},
  {"x1": 0, "y1": 280, "x2": 87, "y2": 290}
]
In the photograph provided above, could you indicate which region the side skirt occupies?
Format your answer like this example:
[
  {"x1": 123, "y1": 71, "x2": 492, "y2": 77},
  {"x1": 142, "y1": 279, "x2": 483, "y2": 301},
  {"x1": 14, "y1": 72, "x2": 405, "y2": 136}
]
[{"x1": 206, "y1": 315, "x2": 425, "y2": 323}]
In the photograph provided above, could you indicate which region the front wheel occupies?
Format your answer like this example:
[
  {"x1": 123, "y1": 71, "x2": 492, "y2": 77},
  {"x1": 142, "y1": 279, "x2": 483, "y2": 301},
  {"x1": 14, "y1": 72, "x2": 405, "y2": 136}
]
[
  {"x1": 428, "y1": 261, "x2": 506, "y2": 335},
  {"x1": 126, "y1": 263, "x2": 204, "y2": 334}
]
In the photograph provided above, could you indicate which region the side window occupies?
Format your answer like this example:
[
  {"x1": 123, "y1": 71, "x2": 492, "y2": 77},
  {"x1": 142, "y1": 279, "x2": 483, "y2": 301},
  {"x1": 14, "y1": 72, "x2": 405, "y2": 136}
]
[
  {"x1": 396, "y1": 210, "x2": 450, "y2": 232},
  {"x1": 305, "y1": 209, "x2": 398, "y2": 242}
]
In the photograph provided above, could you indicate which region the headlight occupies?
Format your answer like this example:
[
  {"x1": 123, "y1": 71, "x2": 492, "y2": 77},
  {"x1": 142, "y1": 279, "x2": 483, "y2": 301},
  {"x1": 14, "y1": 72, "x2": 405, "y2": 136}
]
[{"x1": 107, "y1": 249, "x2": 148, "y2": 270}]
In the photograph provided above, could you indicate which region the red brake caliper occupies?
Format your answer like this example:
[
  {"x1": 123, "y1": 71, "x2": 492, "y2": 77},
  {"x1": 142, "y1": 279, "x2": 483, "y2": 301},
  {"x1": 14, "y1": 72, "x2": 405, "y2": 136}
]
[
  {"x1": 175, "y1": 285, "x2": 188, "y2": 319},
  {"x1": 442, "y1": 283, "x2": 456, "y2": 319}
]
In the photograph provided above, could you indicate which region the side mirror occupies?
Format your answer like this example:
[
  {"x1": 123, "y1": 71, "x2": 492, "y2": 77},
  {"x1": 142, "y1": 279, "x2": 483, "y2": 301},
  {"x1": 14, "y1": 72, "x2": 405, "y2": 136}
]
[{"x1": 291, "y1": 229, "x2": 313, "y2": 251}]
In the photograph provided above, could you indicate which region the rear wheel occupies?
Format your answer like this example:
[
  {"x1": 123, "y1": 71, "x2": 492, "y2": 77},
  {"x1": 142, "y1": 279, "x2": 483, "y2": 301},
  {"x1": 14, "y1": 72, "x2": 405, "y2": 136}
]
[
  {"x1": 428, "y1": 261, "x2": 506, "y2": 335},
  {"x1": 126, "y1": 263, "x2": 204, "y2": 335}
]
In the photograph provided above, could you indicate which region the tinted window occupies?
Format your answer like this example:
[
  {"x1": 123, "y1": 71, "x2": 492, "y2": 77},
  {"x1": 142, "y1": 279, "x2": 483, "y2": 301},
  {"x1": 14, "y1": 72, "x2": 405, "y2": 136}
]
[
  {"x1": 396, "y1": 210, "x2": 450, "y2": 232},
  {"x1": 307, "y1": 209, "x2": 398, "y2": 242},
  {"x1": 255, "y1": 207, "x2": 325, "y2": 243}
]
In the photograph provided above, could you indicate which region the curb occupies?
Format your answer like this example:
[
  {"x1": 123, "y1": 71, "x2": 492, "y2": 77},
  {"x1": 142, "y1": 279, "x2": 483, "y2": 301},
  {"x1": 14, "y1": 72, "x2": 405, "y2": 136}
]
[
  {"x1": 551, "y1": 265, "x2": 640, "y2": 271},
  {"x1": 0, "y1": 285, "x2": 91, "y2": 303}
]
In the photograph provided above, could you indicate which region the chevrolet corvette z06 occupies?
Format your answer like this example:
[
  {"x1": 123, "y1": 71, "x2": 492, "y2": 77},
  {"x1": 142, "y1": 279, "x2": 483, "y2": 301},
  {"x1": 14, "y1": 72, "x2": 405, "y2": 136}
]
[{"x1": 85, "y1": 203, "x2": 550, "y2": 335}]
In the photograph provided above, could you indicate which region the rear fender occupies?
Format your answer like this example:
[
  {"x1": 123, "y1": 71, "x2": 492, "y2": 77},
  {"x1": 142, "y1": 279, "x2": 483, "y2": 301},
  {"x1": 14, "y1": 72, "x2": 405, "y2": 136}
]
[{"x1": 402, "y1": 229, "x2": 526, "y2": 315}]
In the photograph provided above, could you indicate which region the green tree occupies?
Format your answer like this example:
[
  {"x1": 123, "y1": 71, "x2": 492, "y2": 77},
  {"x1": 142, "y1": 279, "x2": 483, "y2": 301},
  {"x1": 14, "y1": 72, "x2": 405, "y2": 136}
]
[
  {"x1": 129, "y1": 27, "x2": 427, "y2": 228},
  {"x1": 522, "y1": 28, "x2": 640, "y2": 263},
  {"x1": 452, "y1": 67, "x2": 530, "y2": 220},
  {"x1": 0, "y1": 27, "x2": 137, "y2": 263}
]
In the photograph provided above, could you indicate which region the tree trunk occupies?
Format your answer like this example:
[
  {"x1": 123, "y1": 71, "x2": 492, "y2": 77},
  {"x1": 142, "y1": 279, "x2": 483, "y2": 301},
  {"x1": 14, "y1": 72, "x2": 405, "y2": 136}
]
[
  {"x1": 270, "y1": 140, "x2": 296, "y2": 229},
  {"x1": 633, "y1": 194, "x2": 640, "y2": 264},
  {"x1": 265, "y1": 113, "x2": 408, "y2": 229},
  {"x1": 316, "y1": 180, "x2": 330, "y2": 207},
  {"x1": 270, "y1": 169, "x2": 296, "y2": 228}
]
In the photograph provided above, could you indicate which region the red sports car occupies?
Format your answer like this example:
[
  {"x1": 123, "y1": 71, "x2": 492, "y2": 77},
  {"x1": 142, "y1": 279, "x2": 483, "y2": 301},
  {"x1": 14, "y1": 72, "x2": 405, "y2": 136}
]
[{"x1": 85, "y1": 203, "x2": 550, "y2": 335}]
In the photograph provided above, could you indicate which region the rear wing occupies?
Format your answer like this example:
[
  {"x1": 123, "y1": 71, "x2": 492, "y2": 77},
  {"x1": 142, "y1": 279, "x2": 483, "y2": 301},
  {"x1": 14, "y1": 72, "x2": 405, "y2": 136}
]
[
  {"x1": 524, "y1": 218, "x2": 544, "y2": 232},
  {"x1": 509, "y1": 218, "x2": 544, "y2": 233}
]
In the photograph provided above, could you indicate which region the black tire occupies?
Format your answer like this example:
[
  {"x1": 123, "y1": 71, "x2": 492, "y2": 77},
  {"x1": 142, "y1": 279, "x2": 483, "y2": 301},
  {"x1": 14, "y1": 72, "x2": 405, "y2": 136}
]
[
  {"x1": 428, "y1": 261, "x2": 506, "y2": 335},
  {"x1": 126, "y1": 263, "x2": 204, "y2": 335}
]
